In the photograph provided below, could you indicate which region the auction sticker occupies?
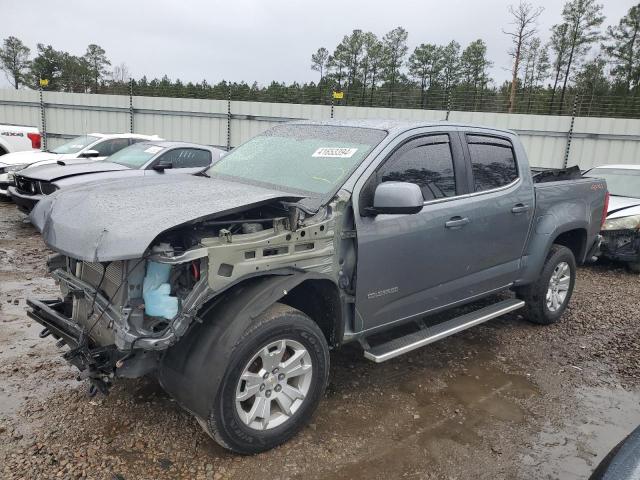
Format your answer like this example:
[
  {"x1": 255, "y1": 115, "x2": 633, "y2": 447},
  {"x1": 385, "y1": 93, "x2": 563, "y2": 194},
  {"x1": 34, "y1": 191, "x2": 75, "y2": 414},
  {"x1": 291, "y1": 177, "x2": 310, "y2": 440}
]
[{"x1": 312, "y1": 147, "x2": 358, "y2": 158}]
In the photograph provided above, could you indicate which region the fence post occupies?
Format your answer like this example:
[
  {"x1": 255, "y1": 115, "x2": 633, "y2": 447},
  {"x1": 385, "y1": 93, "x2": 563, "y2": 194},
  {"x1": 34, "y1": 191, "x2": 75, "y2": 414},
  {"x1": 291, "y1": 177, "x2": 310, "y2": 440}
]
[
  {"x1": 226, "y1": 85, "x2": 232, "y2": 151},
  {"x1": 330, "y1": 94, "x2": 334, "y2": 119},
  {"x1": 445, "y1": 89, "x2": 451, "y2": 121},
  {"x1": 563, "y1": 94, "x2": 579, "y2": 168},
  {"x1": 129, "y1": 79, "x2": 134, "y2": 133},
  {"x1": 39, "y1": 86, "x2": 47, "y2": 151}
]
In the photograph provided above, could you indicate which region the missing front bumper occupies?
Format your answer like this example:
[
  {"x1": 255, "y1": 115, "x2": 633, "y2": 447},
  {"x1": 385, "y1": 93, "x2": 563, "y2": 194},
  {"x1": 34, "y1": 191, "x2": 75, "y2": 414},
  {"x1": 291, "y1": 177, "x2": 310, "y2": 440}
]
[
  {"x1": 27, "y1": 298, "x2": 122, "y2": 393},
  {"x1": 601, "y1": 230, "x2": 640, "y2": 263}
]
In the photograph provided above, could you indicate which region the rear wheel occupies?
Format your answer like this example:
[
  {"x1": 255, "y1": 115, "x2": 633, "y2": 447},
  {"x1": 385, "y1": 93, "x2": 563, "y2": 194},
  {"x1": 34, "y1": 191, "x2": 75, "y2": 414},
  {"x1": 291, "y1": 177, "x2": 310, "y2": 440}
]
[
  {"x1": 517, "y1": 244, "x2": 576, "y2": 325},
  {"x1": 203, "y1": 303, "x2": 329, "y2": 454},
  {"x1": 628, "y1": 261, "x2": 640, "y2": 274}
]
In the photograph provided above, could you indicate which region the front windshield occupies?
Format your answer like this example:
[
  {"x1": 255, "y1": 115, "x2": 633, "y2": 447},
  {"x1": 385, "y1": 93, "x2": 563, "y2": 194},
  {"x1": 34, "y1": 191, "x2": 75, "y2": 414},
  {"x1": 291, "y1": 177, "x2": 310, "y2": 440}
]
[
  {"x1": 106, "y1": 143, "x2": 165, "y2": 168},
  {"x1": 585, "y1": 168, "x2": 640, "y2": 199},
  {"x1": 51, "y1": 135, "x2": 99, "y2": 154},
  {"x1": 208, "y1": 124, "x2": 387, "y2": 195}
]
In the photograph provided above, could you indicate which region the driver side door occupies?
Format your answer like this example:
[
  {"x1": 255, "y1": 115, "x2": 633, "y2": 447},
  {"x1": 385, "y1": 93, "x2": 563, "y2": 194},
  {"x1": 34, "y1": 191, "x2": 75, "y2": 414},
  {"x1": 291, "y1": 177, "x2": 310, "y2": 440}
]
[{"x1": 353, "y1": 132, "x2": 475, "y2": 332}]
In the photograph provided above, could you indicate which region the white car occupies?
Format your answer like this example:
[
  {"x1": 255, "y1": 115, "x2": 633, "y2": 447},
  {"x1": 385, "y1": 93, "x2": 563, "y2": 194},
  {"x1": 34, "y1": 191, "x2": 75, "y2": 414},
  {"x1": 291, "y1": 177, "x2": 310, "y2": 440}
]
[
  {"x1": 584, "y1": 164, "x2": 640, "y2": 272},
  {"x1": 0, "y1": 132, "x2": 162, "y2": 198}
]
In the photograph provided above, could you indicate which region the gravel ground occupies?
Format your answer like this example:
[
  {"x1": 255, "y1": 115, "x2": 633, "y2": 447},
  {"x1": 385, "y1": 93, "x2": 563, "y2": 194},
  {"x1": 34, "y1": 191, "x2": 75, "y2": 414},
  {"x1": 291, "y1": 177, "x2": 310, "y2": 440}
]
[{"x1": 1, "y1": 200, "x2": 640, "y2": 480}]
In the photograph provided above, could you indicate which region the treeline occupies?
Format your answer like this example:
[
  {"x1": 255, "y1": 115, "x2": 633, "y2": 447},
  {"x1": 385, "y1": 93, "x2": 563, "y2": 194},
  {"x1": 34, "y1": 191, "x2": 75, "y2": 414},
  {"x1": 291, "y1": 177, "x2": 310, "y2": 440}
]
[
  {"x1": 309, "y1": 0, "x2": 640, "y2": 114},
  {"x1": 0, "y1": 1, "x2": 638, "y2": 118}
]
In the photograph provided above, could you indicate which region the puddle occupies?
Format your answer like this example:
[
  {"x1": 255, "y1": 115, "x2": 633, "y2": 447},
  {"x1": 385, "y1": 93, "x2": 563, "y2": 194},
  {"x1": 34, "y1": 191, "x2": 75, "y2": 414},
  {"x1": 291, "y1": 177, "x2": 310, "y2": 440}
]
[
  {"x1": 309, "y1": 350, "x2": 540, "y2": 480},
  {"x1": 521, "y1": 386, "x2": 640, "y2": 479}
]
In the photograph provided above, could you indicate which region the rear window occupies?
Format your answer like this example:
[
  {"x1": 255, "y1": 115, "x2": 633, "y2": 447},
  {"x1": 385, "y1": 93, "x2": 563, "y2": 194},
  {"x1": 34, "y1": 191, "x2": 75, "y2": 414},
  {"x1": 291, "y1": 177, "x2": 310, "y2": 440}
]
[{"x1": 467, "y1": 135, "x2": 518, "y2": 192}]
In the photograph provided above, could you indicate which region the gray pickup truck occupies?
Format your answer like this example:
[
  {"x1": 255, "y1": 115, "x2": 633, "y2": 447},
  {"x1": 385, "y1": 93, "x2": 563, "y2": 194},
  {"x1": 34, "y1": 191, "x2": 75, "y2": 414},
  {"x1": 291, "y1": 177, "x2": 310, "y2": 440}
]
[{"x1": 27, "y1": 120, "x2": 606, "y2": 454}]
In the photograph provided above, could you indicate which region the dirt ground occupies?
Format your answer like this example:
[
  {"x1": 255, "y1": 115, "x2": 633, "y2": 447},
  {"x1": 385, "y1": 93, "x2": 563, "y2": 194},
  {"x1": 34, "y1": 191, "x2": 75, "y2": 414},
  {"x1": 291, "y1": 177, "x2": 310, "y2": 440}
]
[{"x1": 1, "y1": 200, "x2": 640, "y2": 480}]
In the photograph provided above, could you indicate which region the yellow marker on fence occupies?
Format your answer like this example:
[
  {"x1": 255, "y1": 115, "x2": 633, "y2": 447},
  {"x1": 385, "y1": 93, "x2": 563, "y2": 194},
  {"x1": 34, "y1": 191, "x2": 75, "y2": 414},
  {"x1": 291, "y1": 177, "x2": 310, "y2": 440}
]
[
  {"x1": 39, "y1": 79, "x2": 49, "y2": 87},
  {"x1": 332, "y1": 91, "x2": 344, "y2": 100}
]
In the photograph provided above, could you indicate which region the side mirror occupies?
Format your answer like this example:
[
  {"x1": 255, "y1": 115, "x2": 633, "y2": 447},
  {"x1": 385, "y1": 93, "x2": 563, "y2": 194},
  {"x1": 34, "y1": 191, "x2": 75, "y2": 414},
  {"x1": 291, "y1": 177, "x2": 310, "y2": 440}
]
[
  {"x1": 367, "y1": 182, "x2": 424, "y2": 215},
  {"x1": 153, "y1": 161, "x2": 173, "y2": 172},
  {"x1": 79, "y1": 149, "x2": 100, "y2": 159}
]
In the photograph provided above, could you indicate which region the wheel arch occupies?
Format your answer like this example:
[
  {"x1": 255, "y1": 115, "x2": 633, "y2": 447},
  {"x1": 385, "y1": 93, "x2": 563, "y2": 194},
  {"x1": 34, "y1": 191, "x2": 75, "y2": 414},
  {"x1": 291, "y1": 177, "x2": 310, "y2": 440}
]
[
  {"x1": 552, "y1": 228, "x2": 587, "y2": 263},
  {"x1": 158, "y1": 271, "x2": 341, "y2": 420}
]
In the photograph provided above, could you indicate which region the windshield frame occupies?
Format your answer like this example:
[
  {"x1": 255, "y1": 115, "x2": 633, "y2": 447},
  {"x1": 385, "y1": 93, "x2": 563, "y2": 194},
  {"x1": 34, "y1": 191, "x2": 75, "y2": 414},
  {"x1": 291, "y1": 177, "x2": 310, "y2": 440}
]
[
  {"x1": 51, "y1": 135, "x2": 101, "y2": 155},
  {"x1": 206, "y1": 124, "x2": 389, "y2": 200},
  {"x1": 585, "y1": 167, "x2": 640, "y2": 199}
]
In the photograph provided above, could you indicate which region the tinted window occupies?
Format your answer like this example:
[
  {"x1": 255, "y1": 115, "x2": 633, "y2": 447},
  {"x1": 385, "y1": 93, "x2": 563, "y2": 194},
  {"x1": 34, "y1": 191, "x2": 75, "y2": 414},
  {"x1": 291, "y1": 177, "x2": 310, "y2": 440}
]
[
  {"x1": 93, "y1": 138, "x2": 131, "y2": 157},
  {"x1": 380, "y1": 136, "x2": 456, "y2": 200},
  {"x1": 467, "y1": 135, "x2": 518, "y2": 192},
  {"x1": 158, "y1": 148, "x2": 212, "y2": 168}
]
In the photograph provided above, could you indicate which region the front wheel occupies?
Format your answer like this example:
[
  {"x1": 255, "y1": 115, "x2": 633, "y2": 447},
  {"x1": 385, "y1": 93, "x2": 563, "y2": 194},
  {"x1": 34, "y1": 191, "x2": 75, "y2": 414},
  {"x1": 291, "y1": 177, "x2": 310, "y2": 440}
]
[
  {"x1": 205, "y1": 303, "x2": 329, "y2": 454},
  {"x1": 517, "y1": 244, "x2": 576, "y2": 325}
]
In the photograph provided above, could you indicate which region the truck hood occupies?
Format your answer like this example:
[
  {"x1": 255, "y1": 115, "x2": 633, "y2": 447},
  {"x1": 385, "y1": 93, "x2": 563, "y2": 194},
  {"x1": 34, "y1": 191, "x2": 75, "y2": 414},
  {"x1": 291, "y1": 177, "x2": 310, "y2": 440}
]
[
  {"x1": 0, "y1": 150, "x2": 76, "y2": 166},
  {"x1": 22, "y1": 161, "x2": 129, "y2": 182},
  {"x1": 607, "y1": 195, "x2": 640, "y2": 219},
  {"x1": 30, "y1": 175, "x2": 302, "y2": 262}
]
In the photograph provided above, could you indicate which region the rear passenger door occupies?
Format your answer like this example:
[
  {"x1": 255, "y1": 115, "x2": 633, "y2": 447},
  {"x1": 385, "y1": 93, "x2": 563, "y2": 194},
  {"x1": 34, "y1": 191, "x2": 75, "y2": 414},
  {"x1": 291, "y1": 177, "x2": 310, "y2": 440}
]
[{"x1": 458, "y1": 133, "x2": 534, "y2": 289}]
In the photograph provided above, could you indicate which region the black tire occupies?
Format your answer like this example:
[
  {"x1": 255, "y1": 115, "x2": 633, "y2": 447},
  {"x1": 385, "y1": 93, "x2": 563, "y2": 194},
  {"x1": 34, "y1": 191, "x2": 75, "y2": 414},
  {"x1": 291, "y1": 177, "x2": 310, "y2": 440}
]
[
  {"x1": 516, "y1": 244, "x2": 576, "y2": 325},
  {"x1": 628, "y1": 262, "x2": 640, "y2": 274},
  {"x1": 204, "y1": 303, "x2": 329, "y2": 454}
]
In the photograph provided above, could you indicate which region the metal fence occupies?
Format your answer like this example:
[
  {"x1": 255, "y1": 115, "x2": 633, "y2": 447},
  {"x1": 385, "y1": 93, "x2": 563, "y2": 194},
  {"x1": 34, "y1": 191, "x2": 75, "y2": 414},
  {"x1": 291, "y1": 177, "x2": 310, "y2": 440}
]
[{"x1": 1, "y1": 88, "x2": 639, "y2": 170}]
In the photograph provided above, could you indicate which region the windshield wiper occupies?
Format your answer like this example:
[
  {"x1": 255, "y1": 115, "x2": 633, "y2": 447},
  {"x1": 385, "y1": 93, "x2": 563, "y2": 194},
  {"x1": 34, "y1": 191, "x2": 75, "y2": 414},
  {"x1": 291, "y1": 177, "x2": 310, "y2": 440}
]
[{"x1": 196, "y1": 170, "x2": 210, "y2": 178}]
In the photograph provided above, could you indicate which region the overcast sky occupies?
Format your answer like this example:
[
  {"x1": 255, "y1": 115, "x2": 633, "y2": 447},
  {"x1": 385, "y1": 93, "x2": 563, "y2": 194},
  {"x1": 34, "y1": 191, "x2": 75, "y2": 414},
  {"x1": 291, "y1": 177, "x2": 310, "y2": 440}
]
[{"x1": 1, "y1": 0, "x2": 636, "y2": 89}]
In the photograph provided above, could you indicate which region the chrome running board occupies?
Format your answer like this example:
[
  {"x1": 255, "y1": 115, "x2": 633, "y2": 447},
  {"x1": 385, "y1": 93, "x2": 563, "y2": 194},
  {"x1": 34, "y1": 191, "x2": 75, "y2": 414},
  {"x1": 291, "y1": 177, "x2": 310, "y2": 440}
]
[{"x1": 364, "y1": 298, "x2": 525, "y2": 363}]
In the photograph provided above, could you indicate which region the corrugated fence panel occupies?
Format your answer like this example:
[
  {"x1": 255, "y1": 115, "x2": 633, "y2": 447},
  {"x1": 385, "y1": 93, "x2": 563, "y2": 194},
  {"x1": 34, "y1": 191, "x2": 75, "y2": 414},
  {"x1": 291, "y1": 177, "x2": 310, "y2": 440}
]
[
  {"x1": 1, "y1": 89, "x2": 639, "y2": 169},
  {"x1": 230, "y1": 101, "x2": 330, "y2": 147},
  {"x1": 568, "y1": 117, "x2": 640, "y2": 170},
  {"x1": 0, "y1": 89, "x2": 40, "y2": 129},
  {"x1": 133, "y1": 96, "x2": 228, "y2": 147},
  {"x1": 335, "y1": 105, "x2": 445, "y2": 121},
  {"x1": 43, "y1": 92, "x2": 129, "y2": 146}
]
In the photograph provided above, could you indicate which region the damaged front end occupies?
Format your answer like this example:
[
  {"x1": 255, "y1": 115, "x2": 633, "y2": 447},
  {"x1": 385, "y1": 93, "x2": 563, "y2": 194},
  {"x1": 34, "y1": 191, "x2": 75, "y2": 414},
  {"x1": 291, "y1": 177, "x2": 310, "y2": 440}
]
[
  {"x1": 600, "y1": 228, "x2": 640, "y2": 264},
  {"x1": 27, "y1": 197, "x2": 347, "y2": 394}
]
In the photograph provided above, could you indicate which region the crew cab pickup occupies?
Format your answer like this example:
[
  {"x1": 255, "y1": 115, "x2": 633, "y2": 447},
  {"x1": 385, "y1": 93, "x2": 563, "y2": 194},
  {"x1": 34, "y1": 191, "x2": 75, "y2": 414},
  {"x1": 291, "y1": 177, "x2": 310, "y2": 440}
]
[
  {"x1": 0, "y1": 124, "x2": 41, "y2": 197},
  {"x1": 27, "y1": 120, "x2": 607, "y2": 454}
]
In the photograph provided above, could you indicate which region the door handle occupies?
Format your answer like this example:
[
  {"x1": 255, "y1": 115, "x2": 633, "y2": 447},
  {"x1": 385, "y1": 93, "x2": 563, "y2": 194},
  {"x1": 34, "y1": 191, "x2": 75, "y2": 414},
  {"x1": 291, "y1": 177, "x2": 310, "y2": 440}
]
[
  {"x1": 511, "y1": 204, "x2": 530, "y2": 214},
  {"x1": 445, "y1": 216, "x2": 470, "y2": 229}
]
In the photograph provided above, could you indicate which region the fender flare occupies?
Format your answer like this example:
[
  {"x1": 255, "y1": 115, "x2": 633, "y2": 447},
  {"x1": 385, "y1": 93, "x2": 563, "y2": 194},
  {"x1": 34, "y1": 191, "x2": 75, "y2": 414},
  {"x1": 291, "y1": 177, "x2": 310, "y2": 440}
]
[{"x1": 158, "y1": 270, "x2": 333, "y2": 420}]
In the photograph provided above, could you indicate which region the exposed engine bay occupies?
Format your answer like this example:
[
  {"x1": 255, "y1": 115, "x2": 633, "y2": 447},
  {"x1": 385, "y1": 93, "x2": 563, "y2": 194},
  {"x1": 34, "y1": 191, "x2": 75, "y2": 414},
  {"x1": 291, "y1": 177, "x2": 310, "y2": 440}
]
[{"x1": 28, "y1": 195, "x2": 354, "y2": 393}]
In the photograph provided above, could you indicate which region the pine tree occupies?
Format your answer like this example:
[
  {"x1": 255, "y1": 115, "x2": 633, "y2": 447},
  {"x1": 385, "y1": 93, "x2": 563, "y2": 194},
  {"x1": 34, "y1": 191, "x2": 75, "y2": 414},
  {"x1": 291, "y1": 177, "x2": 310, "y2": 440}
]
[
  {"x1": 382, "y1": 27, "x2": 409, "y2": 106},
  {"x1": 84, "y1": 44, "x2": 111, "y2": 93},
  {"x1": 407, "y1": 44, "x2": 443, "y2": 108},
  {"x1": 557, "y1": 0, "x2": 605, "y2": 110},
  {"x1": 0, "y1": 36, "x2": 31, "y2": 89},
  {"x1": 311, "y1": 47, "x2": 329, "y2": 84},
  {"x1": 602, "y1": 3, "x2": 640, "y2": 93}
]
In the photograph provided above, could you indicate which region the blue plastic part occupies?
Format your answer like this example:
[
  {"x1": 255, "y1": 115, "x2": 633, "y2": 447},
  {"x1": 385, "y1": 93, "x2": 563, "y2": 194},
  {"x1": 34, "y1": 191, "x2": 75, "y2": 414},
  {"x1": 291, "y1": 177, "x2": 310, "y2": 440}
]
[{"x1": 143, "y1": 261, "x2": 178, "y2": 319}]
